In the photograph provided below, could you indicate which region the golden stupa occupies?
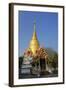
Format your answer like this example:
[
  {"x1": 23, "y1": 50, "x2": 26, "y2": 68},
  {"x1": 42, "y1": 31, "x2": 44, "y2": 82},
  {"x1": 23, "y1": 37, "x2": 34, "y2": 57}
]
[
  {"x1": 29, "y1": 22, "x2": 40, "y2": 55},
  {"x1": 24, "y1": 21, "x2": 48, "y2": 59}
]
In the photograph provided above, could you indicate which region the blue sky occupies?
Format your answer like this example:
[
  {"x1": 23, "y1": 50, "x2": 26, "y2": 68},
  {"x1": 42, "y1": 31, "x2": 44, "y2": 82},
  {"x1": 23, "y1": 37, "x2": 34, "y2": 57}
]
[{"x1": 19, "y1": 11, "x2": 58, "y2": 56}]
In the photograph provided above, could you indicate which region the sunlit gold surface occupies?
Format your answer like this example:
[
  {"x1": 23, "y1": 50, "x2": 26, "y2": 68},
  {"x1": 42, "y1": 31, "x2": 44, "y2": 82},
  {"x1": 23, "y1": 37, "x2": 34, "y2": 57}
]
[{"x1": 29, "y1": 22, "x2": 40, "y2": 55}]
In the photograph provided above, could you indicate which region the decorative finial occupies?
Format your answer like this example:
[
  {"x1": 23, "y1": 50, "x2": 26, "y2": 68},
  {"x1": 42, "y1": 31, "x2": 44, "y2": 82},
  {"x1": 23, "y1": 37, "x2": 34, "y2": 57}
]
[{"x1": 34, "y1": 19, "x2": 36, "y2": 32}]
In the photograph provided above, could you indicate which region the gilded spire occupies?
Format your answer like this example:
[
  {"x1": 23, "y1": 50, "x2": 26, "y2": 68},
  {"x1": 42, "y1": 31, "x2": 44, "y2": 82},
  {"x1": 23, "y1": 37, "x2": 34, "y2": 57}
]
[
  {"x1": 34, "y1": 20, "x2": 36, "y2": 32},
  {"x1": 29, "y1": 21, "x2": 40, "y2": 55},
  {"x1": 32, "y1": 21, "x2": 37, "y2": 40}
]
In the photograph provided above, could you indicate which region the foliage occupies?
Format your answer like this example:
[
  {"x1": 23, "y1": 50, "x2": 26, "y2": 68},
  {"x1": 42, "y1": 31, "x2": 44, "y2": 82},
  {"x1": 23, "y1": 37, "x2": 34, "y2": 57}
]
[
  {"x1": 47, "y1": 52, "x2": 58, "y2": 69},
  {"x1": 51, "y1": 53, "x2": 58, "y2": 69}
]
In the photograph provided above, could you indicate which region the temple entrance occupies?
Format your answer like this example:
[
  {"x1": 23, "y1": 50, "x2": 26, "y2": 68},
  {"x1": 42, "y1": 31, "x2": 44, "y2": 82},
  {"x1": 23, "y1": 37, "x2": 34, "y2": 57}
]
[{"x1": 40, "y1": 58, "x2": 46, "y2": 71}]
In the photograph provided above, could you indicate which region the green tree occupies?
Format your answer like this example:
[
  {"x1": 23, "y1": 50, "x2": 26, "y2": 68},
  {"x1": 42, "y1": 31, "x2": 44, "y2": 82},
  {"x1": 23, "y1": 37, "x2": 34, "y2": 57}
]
[
  {"x1": 51, "y1": 53, "x2": 58, "y2": 69},
  {"x1": 47, "y1": 52, "x2": 58, "y2": 69}
]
